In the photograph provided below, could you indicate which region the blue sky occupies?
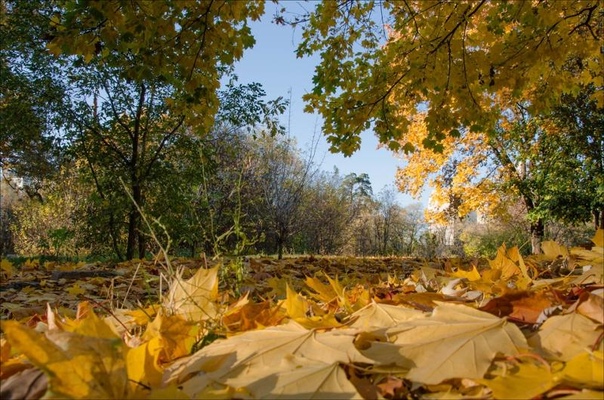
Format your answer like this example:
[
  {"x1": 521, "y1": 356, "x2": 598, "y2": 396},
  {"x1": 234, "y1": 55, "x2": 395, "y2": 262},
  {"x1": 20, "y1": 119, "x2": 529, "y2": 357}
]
[{"x1": 231, "y1": 5, "x2": 427, "y2": 207}]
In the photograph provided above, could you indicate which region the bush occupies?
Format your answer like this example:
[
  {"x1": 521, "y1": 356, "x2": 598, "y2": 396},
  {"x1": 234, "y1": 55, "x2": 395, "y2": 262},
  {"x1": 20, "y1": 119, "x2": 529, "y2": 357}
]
[{"x1": 461, "y1": 224, "x2": 531, "y2": 258}]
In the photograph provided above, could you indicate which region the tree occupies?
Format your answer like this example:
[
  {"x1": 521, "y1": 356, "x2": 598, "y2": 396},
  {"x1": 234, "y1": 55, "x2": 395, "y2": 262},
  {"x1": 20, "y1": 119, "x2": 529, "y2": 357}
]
[
  {"x1": 1, "y1": 0, "x2": 68, "y2": 199},
  {"x1": 47, "y1": 0, "x2": 266, "y2": 135},
  {"x1": 392, "y1": 89, "x2": 601, "y2": 255},
  {"x1": 251, "y1": 133, "x2": 318, "y2": 259},
  {"x1": 535, "y1": 86, "x2": 604, "y2": 230},
  {"x1": 293, "y1": 1, "x2": 601, "y2": 155},
  {"x1": 3, "y1": 0, "x2": 287, "y2": 260}
]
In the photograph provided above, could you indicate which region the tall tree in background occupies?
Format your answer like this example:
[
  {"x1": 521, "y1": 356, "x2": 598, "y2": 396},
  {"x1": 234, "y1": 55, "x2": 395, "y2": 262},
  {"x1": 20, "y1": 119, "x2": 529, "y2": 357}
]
[
  {"x1": 3, "y1": 0, "x2": 288, "y2": 260},
  {"x1": 1, "y1": 0, "x2": 68, "y2": 198},
  {"x1": 537, "y1": 86, "x2": 604, "y2": 230},
  {"x1": 251, "y1": 133, "x2": 318, "y2": 259},
  {"x1": 294, "y1": 0, "x2": 601, "y2": 155},
  {"x1": 392, "y1": 90, "x2": 603, "y2": 255}
]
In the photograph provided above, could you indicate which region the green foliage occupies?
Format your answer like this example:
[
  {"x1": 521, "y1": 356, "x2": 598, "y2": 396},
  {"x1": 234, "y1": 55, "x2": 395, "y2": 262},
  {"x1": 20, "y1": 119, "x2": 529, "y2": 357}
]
[
  {"x1": 461, "y1": 226, "x2": 531, "y2": 259},
  {"x1": 9, "y1": 166, "x2": 88, "y2": 257},
  {"x1": 529, "y1": 86, "x2": 604, "y2": 229},
  {"x1": 1, "y1": 0, "x2": 68, "y2": 194}
]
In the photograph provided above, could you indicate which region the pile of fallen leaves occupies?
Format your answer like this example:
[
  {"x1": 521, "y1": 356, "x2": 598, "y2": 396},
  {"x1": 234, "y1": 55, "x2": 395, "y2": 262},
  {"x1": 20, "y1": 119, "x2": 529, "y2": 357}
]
[{"x1": 0, "y1": 231, "x2": 602, "y2": 399}]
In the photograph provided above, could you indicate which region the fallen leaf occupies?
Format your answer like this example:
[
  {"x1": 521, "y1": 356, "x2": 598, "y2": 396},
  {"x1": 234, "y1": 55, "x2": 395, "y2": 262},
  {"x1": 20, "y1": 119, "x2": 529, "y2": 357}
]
[
  {"x1": 0, "y1": 367, "x2": 48, "y2": 400},
  {"x1": 163, "y1": 266, "x2": 219, "y2": 321},
  {"x1": 226, "y1": 354, "x2": 361, "y2": 399},
  {"x1": 2, "y1": 320, "x2": 129, "y2": 398},
  {"x1": 142, "y1": 310, "x2": 197, "y2": 363},
  {"x1": 488, "y1": 244, "x2": 532, "y2": 288},
  {"x1": 283, "y1": 283, "x2": 309, "y2": 320},
  {"x1": 563, "y1": 350, "x2": 604, "y2": 389},
  {"x1": 164, "y1": 321, "x2": 372, "y2": 398},
  {"x1": 361, "y1": 302, "x2": 527, "y2": 384},
  {"x1": 528, "y1": 313, "x2": 603, "y2": 361},
  {"x1": 479, "y1": 290, "x2": 556, "y2": 324},
  {"x1": 480, "y1": 358, "x2": 562, "y2": 399},
  {"x1": 0, "y1": 258, "x2": 15, "y2": 278},
  {"x1": 450, "y1": 265, "x2": 481, "y2": 282},
  {"x1": 348, "y1": 301, "x2": 426, "y2": 330},
  {"x1": 568, "y1": 292, "x2": 604, "y2": 325},
  {"x1": 222, "y1": 299, "x2": 285, "y2": 332},
  {"x1": 127, "y1": 337, "x2": 163, "y2": 390},
  {"x1": 542, "y1": 241, "x2": 570, "y2": 260}
]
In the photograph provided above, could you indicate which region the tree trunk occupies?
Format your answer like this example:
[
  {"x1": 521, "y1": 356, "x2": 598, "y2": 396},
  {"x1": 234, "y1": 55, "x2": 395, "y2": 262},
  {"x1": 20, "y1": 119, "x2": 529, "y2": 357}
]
[
  {"x1": 126, "y1": 207, "x2": 137, "y2": 260},
  {"x1": 138, "y1": 230, "x2": 146, "y2": 259},
  {"x1": 595, "y1": 209, "x2": 604, "y2": 230},
  {"x1": 108, "y1": 212, "x2": 124, "y2": 261},
  {"x1": 126, "y1": 183, "x2": 142, "y2": 260},
  {"x1": 277, "y1": 234, "x2": 284, "y2": 260},
  {"x1": 530, "y1": 218, "x2": 544, "y2": 255}
]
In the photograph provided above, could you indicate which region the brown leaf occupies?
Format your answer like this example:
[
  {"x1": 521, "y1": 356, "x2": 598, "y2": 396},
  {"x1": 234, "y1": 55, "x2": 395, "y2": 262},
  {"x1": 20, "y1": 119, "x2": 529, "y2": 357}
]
[
  {"x1": 479, "y1": 290, "x2": 556, "y2": 324},
  {"x1": 0, "y1": 367, "x2": 48, "y2": 400}
]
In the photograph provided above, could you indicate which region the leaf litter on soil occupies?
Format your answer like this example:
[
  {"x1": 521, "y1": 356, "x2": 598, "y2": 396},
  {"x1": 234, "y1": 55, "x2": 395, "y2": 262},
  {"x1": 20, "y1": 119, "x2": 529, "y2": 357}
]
[{"x1": 0, "y1": 230, "x2": 603, "y2": 399}]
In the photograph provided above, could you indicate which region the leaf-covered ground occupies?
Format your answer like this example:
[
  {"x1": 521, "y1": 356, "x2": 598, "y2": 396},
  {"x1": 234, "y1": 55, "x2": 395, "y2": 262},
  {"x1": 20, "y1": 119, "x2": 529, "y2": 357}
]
[{"x1": 1, "y1": 232, "x2": 603, "y2": 399}]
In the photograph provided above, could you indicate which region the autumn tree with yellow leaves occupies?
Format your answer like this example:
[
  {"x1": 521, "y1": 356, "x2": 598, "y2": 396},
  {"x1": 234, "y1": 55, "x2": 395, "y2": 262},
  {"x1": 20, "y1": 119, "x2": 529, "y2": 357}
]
[
  {"x1": 394, "y1": 88, "x2": 604, "y2": 255},
  {"x1": 294, "y1": 0, "x2": 602, "y2": 252},
  {"x1": 296, "y1": 0, "x2": 601, "y2": 154}
]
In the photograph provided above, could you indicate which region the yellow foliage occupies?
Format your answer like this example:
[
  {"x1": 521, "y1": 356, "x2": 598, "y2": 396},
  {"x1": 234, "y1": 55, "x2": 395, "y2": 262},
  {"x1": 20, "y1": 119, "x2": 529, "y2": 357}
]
[
  {"x1": 0, "y1": 258, "x2": 14, "y2": 278},
  {"x1": 142, "y1": 311, "x2": 197, "y2": 363},
  {"x1": 1, "y1": 320, "x2": 130, "y2": 398}
]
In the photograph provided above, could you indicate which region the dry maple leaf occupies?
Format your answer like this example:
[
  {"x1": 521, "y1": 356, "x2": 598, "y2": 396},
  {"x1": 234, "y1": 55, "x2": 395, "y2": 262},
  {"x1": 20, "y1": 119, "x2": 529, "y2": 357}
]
[
  {"x1": 163, "y1": 266, "x2": 219, "y2": 321},
  {"x1": 479, "y1": 290, "x2": 557, "y2": 324},
  {"x1": 479, "y1": 358, "x2": 562, "y2": 399},
  {"x1": 142, "y1": 310, "x2": 197, "y2": 363},
  {"x1": 2, "y1": 320, "x2": 130, "y2": 398},
  {"x1": 562, "y1": 350, "x2": 604, "y2": 389},
  {"x1": 360, "y1": 302, "x2": 527, "y2": 385},
  {"x1": 163, "y1": 321, "x2": 373, "y2": 398},
  {"x1": 528, "y1": 312, "x2": 603, "y2": 361},
  {"x1": 489, "y1": 244, "x2": 532, "y2": 289},
  {"x1": 348, "y1": 301, "x2": 426, "y2": 331}
]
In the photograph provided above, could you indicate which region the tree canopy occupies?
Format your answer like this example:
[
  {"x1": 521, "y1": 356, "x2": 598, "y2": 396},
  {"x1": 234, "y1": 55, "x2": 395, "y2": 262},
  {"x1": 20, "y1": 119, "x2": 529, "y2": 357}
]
[
  {"x1": 47, "y1": 0, "x2": 266, "y2": 132},
  {"x1": 295, "y1": 0, "x2": 602, "y2": 155}
]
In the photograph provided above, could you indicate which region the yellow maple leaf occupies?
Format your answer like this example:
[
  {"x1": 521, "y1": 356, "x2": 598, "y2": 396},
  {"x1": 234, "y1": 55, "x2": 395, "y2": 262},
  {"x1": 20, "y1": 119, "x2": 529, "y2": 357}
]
[
  {"x1": 127, "y1": 337, "x2": 163, "y2": 389},
  {"x1": 488, "y1": 244, "x2": 532, "y2": 289},
  {"x1": 164, "y1": 321, "x2": 370, "y2": 399},
  {"x1": 66, "y1": 283, "x2": 86, "y2": 296},
  {"x1": 528, "y1": 313, "x2": 603, "y2": 361},
  {"x1": 2, "y1": 320, "x2": 130, "y2": 398},
  {"x1": 361, "y1": 302, "x2": 528, "y2": 385},
  {"x1": 541, "y1": 240, "x2": 570, "y2": 260},
  {"x1": 480, "y1": 358, "x2": 563, "y2": 399},
  {"x1": 22, "y1": 258, "x2": 39, "y2": 271},
  {"x1": 143, "y1": 310, "x2": 197, "y2": 363},
  {"x1": 283, "y1": 283, "x2": 308, "y2": 319},
  {"x1": 125, "y1": 304, "x2": 159, "y2": 326},
  {"x1": 163, "y1": 266, "x2": 219, "y2": 321},
  {"x1": 563, "y1": 351, "x2": 604, "y2": 389},
  {"x1": 223, "y1": 299, "x2": 285, "y2": 332},
  {"x1": 450, "y1": 265, "x2": 481, "y2": 282},
  {"x1": 57, "y1": 302, "x2": 120, "y2": 339}
]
